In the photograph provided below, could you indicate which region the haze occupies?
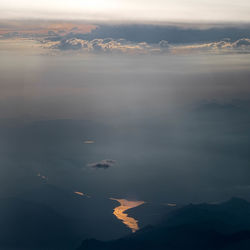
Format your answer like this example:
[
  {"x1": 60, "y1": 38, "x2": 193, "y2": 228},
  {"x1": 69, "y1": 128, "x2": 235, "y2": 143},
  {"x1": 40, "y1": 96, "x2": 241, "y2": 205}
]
[{"x1": 1, "y1": 0, "x2": 250, "y2": 23}]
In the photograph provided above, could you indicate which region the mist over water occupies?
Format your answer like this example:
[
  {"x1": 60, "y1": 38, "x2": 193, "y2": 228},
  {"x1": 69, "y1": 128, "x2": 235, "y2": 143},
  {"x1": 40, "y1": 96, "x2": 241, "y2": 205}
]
[{"x1": 1, "y1": 49, "x2": 250, "y2": 207}]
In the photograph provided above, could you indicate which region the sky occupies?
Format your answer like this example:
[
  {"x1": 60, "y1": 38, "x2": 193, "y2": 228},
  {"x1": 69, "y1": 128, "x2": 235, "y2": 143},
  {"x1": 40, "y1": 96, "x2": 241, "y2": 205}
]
[{"x1": 1, "y1": 0, "x2": 250, "y2": 23}]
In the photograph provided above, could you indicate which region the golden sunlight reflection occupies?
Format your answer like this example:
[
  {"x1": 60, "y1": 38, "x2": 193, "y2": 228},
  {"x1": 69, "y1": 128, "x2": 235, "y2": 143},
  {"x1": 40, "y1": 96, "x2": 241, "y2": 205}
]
[{"x1": 110, "y1": 198, "x2": 144, "y2": 233}]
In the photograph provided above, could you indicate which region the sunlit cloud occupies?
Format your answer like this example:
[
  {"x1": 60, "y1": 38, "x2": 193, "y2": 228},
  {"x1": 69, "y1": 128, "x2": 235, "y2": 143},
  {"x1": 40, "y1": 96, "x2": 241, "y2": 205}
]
[
  {"x1": 0, "y1": 20, "x2": 96, "y2": 37},
  {"x1": 51, "y1": 38, "x2": 147, "y2": 53},
  {"x1": 44, "y1": 37, "x2": 250, "y2": 55},
  {"x1": 2, "y1": 35, "x2": 250, "y2": 56},
  {"x1": 173, "y1": 38, "x2": 250, "y2": 54},
  {"x1": 46, "y1": 38, "x2": 169, "y2": 54}
]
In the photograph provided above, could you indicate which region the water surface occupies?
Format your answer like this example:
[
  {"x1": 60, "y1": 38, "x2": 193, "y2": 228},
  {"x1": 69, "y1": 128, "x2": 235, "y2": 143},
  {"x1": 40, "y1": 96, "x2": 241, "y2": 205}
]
[{"x1": 111, "y1": 198, "x2": 145, "y2": 232}]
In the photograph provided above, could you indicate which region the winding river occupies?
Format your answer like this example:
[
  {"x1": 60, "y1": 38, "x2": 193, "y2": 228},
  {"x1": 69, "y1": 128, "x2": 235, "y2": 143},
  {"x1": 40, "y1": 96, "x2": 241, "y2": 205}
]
[{"x1": 110, "y1": 198, "x2": 145, "y2": 233}]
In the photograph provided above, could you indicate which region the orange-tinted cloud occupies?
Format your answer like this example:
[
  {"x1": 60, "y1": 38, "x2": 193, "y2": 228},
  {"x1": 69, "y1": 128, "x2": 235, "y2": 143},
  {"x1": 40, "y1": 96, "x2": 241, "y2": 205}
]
[{"x1": 0, "y1": 20, "x2": 96, "y2": 36}]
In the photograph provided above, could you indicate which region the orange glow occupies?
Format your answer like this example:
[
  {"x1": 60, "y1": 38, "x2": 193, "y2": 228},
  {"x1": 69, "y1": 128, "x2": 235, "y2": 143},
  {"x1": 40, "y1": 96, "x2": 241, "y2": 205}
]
[
  {"x1": 0, "y1": 21, "x2": 96, "y2": 35},
  {"x1": 110, "y1": 198, "x2": 144, "y2": 233}
]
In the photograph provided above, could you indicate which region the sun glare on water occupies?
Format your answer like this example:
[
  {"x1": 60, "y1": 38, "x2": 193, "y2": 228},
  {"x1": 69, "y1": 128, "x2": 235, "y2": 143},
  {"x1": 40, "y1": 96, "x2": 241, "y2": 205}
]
[{"x1": 110, "y1": 198, "x2": 145, "y2": 233}]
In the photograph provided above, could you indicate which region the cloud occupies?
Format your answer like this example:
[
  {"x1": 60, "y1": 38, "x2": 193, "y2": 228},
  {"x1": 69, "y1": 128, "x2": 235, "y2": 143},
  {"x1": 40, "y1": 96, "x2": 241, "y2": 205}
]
[
  {"x1": 2, "y1": 21, "x2": 250, "y2": 46},
  {"x1": 232, "y1": 38, "x2": 250, "y2": 48},
  {"x1": 173, "y1": 38, "x2": 250, "y2": 54},
  {"x1": 210, "y1": 38, "x2": 250, "y2": 50},
  {"x1": 159, "y1": 40, "x2": 170, "y2": 51},
  {"x1": 0, "y1": 20, "x2": 96, "y2": 38},
  {"x1": 48, "y1": 37, "x2": 170, "y2": 54},
  {"x1": 49, "y1": 37, "x2": 250, "y2": 54},
  {"x1": 55, "y1": 38, "x2": 84, "y2": 50},
  {"x1": 3, "y1": 26, "x2": 250, "y2": 55},
  {"x1": 81, "y1": 24, "x2": 250, "y2": 44},
  {"x1": 87, "y1": 159, "x2": 116, "y2": 169}
]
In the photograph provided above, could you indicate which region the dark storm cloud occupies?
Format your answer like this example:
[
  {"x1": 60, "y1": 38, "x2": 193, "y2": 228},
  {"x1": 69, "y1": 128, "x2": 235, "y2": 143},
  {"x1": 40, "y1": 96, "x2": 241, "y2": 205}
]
[
  {"x1": 75, "y1": 24, "x2": 250, "y2": 44},
  {"x1": 87, "y1": 159, "x2": 116, "y2": 169}
]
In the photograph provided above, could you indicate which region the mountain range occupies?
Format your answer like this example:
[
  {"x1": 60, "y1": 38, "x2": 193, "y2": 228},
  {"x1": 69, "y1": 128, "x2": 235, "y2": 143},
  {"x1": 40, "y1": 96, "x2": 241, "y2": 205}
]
[{"x1": 77, "y1": 198, "x2": 250, "y2": 250}]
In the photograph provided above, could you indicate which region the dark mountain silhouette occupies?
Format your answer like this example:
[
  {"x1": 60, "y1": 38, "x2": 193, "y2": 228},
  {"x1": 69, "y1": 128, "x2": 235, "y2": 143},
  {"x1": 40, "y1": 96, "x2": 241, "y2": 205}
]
[
  {"x1": 21, "y1": 183, "x2": 130, "y2": 241},
  {"x1": 77, "y1": 198, "x2": 250, "y2": 250},
  {"x1": 0, "y1": 184, "x2": 128, "y2": 249},
  {"x1": 126, "y1": 202, "x2": 177, "y2": 228},
  {"x1": 0, "y1": 197, "x2": 75, "y2": 249}
]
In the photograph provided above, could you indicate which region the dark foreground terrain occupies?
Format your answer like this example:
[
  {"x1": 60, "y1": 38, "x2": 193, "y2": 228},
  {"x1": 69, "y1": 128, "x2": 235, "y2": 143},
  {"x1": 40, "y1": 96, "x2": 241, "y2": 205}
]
[
  {"x1": 1, "y1": 190, "x2": 250, "y2": 250},
  {"x1": 78, "y1": 198, "x2": 250, "y2": 250}
]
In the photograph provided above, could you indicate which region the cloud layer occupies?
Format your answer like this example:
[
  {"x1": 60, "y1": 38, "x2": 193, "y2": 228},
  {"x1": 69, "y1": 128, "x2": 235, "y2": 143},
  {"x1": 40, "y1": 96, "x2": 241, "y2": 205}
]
[
  {"x1": 49, "y1": 38, "x2": 169, "y2": 54},
  {"x1": 47, "y1": 37, "x2": 250, "y2": 55},
  {"x1": 178, "y1": 38, "x2": 250, "y2": 52}
]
